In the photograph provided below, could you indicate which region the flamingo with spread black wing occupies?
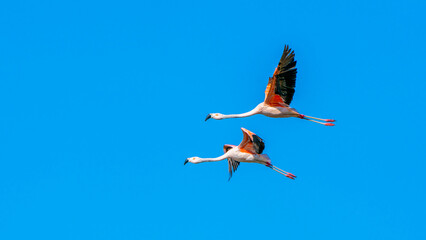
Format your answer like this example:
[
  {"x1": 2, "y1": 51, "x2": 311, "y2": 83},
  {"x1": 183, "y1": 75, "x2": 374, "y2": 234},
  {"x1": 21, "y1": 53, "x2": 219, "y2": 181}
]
[
  {"x1": 205, "y1": 45, "x2": 335, "y2": 126},
  {"x1": 184, "y1": 128, "x2": 296, "y2": 180}
]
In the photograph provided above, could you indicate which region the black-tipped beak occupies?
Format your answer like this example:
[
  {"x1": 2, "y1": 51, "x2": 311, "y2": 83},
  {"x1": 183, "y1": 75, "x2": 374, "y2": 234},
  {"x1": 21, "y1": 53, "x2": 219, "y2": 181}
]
[
  {"x1": 184, "y1": 159, "x2": 189, "y2": 165},
  {"x1": 205, "y1": 114, "x2": 212, "y2": 121}
]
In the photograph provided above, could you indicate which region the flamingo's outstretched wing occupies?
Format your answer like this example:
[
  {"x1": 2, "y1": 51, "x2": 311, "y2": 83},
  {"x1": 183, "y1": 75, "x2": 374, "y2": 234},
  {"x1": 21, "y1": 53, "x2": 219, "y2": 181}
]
[
  {"x1": 264, "y1": 45, "x2": 297, "y2": 106},
  {"x1": 238, "y1": 128, "x2": 265, "y2": 154},
  {"x1": 224, "y1": 144, "x2": 239, "y2": 180}
]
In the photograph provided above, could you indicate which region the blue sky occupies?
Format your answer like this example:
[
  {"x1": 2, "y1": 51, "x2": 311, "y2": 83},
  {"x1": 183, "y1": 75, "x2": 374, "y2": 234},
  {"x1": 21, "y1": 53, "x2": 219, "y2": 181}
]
[{"x1": 1, "y1": 0, "x2": 426, "y2": 239}]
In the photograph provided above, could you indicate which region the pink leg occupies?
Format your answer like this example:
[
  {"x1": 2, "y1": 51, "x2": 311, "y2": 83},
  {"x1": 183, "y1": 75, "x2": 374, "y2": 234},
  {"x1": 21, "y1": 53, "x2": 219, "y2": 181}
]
[
  {"x1": 298, "y1": 114, "x2": 335, "y2": 126},
  {"x1": 267, "y1": 164, "x2": 297, "y2": 180}
]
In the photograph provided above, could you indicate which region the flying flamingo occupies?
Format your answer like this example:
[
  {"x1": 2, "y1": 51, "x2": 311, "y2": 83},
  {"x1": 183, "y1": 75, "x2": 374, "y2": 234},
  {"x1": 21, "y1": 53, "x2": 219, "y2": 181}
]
[
  {"x1": 205, "y1": 45, "x2": 335, "y2": 126},
  {"x1": 184, "y1": 128, "x2": 296, "y2": 180}
]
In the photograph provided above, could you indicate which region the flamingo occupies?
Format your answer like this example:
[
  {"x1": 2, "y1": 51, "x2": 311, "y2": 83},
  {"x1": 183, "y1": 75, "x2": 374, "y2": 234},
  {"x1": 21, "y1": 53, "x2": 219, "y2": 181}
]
[
  {"x1": 184, "y1": 128, "x2": 296, "y2": 180},
  {"x1": 205, "y1": 45, "x2": 335, "y2": 126}
]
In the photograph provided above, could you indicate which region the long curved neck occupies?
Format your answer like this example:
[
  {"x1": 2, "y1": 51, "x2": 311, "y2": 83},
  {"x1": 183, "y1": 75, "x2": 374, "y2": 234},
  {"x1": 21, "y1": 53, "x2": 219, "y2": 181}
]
[
  {"x1": 222, "y1": 107, "x2": 259, "y2": 119},
  {"x1": 199, "y1": 153, "x2": 228, "y2": 163}
]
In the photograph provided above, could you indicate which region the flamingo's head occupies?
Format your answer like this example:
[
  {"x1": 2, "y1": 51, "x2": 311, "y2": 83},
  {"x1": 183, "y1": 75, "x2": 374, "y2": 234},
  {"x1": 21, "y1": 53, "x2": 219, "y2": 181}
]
[
  {"x1": 205, "y1": 113, "x2": 224, "y2": 121},
  {"x1": 184, "y1": 157, "x2": 202, "y2": 165}
]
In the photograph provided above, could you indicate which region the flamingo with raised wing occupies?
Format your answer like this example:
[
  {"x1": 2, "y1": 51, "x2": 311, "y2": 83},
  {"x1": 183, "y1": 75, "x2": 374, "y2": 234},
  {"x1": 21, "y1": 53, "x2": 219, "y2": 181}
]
[
  {"x1": 205, "y1": 45, "x2": 335, "y2": 126},
  {"x1": 184, "y1": 128, "x2": 296, "y2": 180}
]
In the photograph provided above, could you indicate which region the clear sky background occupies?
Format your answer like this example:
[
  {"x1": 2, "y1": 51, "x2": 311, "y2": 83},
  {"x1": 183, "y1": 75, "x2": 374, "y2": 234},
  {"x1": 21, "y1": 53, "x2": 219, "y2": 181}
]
[{"x1": 1, "y1": 0, "x2": 425, "y2": 239}]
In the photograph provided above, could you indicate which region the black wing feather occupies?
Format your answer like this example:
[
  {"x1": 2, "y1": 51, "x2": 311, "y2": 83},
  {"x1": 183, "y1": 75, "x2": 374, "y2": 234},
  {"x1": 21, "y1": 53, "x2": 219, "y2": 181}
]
[
  {"x1": 275, "y1": 45, "x2": 297, "y2": 105},
  {"x1": 252, "y1": 134, "x2": 265, "y2": 154},
  {"x1": 224, "y1": 145, "x2": 240, "y2": 180},
  {"x1": 227, "y1": 158, "x2": 240, "y2": 181}
]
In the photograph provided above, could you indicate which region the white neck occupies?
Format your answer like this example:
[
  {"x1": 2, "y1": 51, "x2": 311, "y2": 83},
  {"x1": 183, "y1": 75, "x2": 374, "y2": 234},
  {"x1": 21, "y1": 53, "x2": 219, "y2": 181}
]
[
  {"x1": 221, "y1": 107, "x2": 260, "y2": 119},
  {"x1": 199, "y1": 153, "x2": 228, "y2": 163}
]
